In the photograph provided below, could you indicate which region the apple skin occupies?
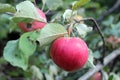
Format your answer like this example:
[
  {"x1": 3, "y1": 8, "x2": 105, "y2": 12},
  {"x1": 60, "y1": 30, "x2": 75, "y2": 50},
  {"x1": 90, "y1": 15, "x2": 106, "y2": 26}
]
[
  {"x1": 50, "y1": 37, "x2": 89, "y2": 72},
  {"x1": 18, "y1": 8, "x2": 47, "y2": 32}
]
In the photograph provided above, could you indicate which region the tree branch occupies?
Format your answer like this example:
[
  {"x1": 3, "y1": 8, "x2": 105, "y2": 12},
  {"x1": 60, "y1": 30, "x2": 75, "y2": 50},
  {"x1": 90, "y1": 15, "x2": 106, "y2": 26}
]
[
  {"x1": 97, "y1": 0, "x2": 120, "y2": 22},
  {"x1": 74, "y1": 18, "x2": 106, "y2": 63},
  {"x1": 78, "y1": 48, "x2": 120, "y2": 80}
]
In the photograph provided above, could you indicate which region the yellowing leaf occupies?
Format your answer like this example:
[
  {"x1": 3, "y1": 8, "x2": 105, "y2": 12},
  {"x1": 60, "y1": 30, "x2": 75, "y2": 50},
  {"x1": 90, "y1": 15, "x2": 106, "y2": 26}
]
[{"x1": 72, "y1": 0, "x2": 90, "y2": 10}]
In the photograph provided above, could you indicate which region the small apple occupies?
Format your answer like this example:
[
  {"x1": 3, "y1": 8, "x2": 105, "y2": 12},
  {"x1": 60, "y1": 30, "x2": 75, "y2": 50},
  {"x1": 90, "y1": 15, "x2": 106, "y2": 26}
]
[
  {"x1": 116, "y1": 38, "x2": 120, "y2": 43},
  {"x1": 18, "y1": 7, "x2": 47, "y2": 32},
  {"x1": 50, "y1": 37, "x2": 88, "y2": 72},
  {"x1": 107, "y1": 36, "x2": 115, "y2": 43},
  {"x1": 91, "y1": 72, "x2": 102, "y2": 80}
]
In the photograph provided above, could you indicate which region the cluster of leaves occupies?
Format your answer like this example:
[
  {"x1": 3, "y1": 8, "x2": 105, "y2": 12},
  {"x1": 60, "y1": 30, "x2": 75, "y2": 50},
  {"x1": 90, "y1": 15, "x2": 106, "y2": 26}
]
[{"x1": 0, "y1": 0, "x2": 94, "y2": 80}]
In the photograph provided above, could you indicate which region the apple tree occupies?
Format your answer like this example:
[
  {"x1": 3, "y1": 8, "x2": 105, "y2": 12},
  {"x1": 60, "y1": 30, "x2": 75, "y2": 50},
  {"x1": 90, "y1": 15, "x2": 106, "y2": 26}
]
[{"x1": 0, "y1": 0, "x2": 120, "y2": 80}]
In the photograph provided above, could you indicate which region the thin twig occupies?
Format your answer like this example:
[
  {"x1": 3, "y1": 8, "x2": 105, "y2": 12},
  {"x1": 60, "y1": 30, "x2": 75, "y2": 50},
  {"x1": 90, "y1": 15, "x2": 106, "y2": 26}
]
[
  {"x1": 45, "y1": 10, "x2": 50, "y2": 15},
  {"x1": 68, "y1": 23, "x2": 74, "y2": 36},
  {"x1": 33, "y1": 0, "x2": 37, "y2": 6},
  {"x1": 78, "y1": 48, "x2": 120, "y2": 80},
  {"x1": 42, "y1": 3, "x2": 45, "y2": 11},
  {"x1": 5, "y1": 12, "x2": 14, "y2": 16},
  {"x1": 74, "y1": 18, "x2": 106, "y2": 63}
]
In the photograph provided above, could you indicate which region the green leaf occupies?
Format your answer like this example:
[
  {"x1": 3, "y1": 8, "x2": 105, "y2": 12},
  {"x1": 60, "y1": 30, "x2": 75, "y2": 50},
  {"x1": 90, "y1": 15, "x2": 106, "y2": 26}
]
[
  {"x1": 109, "y1": 73, "x2": 120, "y2": 80},
  {"x1": 108, "y1": 75, "x2": 114, "y2": 80},
  {"x1": 84, "y1": 49, "x2": 95, "y2": 68},
  {"x1": 0, "y1": 57, "x2": 6, "y2": 64},
  {"x1": 63, "y1": 9, "x2": 72, "y2": 20},
  {"x1": 0, "y1": 3, "x2": 16, "y2": 13},
  {"x1": 93, "y1": 50, "x2": 101, "y2": 59},
  {"x1": 102, "y1": 16, "x2": 114, "y2": 26},
  {"x1": 111, "y1": 22, "x2": 120, "y2": 38},
  {"x1": 3, "y1": 40, "x2": 28, "y2": 70},
  {"x1": 45, "y1": 73, "x2": 53, "y2": 80},
  {"x1": 46, "y1": 0, "x2": 63, "y2": 10},
  {"x1": 49, "y1": 65, "x2": 58, "y2": 76},
  {"x1": 72, "y1": 0, "x2": 90, "y2": 10},
  {"x1": 12, "y1": 1, "x2": 46, "y2": 23},
  {"x1": 37, "y1": 23, "x2": 67, "y2": 47},
  {"x1": 75, "y1": 23, "x2": 93, "y2": 38},
  {"x1": 0, "y1": 14, "x2": 11, "y2": 39},
  {"x1": 19, "y1": 31, "x2": 39, "y2": 56},
  {"x1": 30, "y1": 65, "x2": 43, "y2": 80},
  {"x1": 103, "y1": 21, "x2": 120, "y2": 38},
  {"x1": 9, "y1": 20, "x2": 18, "y2": 32}
]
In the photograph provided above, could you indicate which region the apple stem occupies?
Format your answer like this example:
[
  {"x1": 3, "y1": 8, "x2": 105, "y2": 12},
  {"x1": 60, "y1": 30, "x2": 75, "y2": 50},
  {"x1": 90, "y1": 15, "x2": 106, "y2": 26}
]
[
  {"x1": 33, "y1": 0, "x2": 37, "y2": 6},
  {"x1": 45, "y1": 10, "x2": 50, "y2": 14},
  {"x1": 42, "y1": 3, "x2": 45, "y2": 11},
  {"x1": 68, "y1": 23, "x2": 73, "y2": 36},
  {"x1": 5, "y1": 12, "x2": 14, "y2": 16},
  {"x1": 67, "y1": 23, "x2": 76, "y2": 37}
]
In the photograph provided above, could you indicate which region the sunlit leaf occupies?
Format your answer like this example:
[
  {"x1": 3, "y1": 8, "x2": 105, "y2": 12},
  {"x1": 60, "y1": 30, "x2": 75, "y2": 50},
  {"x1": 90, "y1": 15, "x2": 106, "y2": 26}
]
[
  {"x1": 63, "y1": 9, "x2": 72, "y2": 20},
  {"x1": 49, "y1": 65, "x2": 58, "y2": 76},
  {"x1": 75, "y1": 23, "x2": 93, "y2": 38},
  {"x1": 12, "y1": 1, "x2": 46, "y2": 23},
  {"x1": 30, "y1": 65, "x2": 43, "y2": 80},
  {"x1": 45, "y1": 73, "x2": 53, "y2": 80},
  {"x1": 37, "y1": 23, "x2": 67, "y2": 47}
]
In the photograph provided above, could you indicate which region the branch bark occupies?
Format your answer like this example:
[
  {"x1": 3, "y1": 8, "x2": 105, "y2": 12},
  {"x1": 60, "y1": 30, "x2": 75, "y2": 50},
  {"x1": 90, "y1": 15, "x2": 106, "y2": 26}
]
[{"x1": 78, "y1": 48, "x2": 120, "y2": 80}]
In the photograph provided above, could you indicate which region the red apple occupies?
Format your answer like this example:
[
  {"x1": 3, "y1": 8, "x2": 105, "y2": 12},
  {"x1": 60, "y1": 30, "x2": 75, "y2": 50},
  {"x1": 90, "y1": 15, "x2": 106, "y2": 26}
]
[
  {"x1": 18, "y1": 7, "x2": 47, "y2": 32},
  {"x1": 50, "y1": 37, "x2": 89, "y2": 72},
  {"x1": 116, "y1": 38, "x2": 120, "y2": 43},
  {"x1": 107, "y1": 36, "x2": 115, "y2": 43},
  {"x1": 91, "y1": 72, "x2": 102, "y2": 80}
]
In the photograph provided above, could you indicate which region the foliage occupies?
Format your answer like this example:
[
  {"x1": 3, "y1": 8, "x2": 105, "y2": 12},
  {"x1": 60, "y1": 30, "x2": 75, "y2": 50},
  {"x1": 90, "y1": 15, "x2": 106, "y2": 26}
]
[
  {"x1": 0, "y1": 0, "x2": 120, "y2": 80},
  {"x1": 72, "y1": 0, "x2": 90, "y2": 10}
]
